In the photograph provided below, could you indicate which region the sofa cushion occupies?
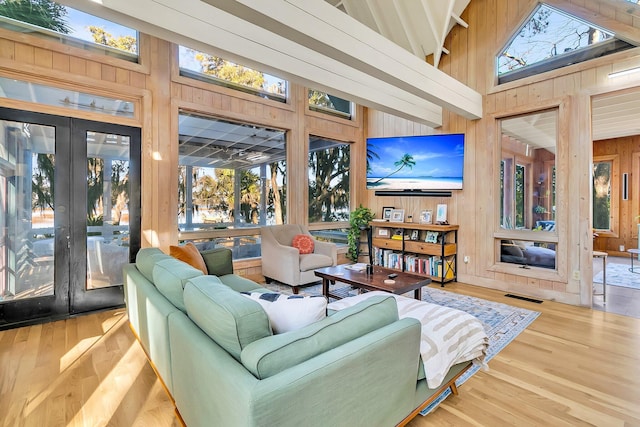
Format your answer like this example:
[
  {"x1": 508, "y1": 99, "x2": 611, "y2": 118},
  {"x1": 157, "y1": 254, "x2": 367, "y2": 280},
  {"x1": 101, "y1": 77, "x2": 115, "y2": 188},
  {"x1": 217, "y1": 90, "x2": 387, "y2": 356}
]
[
  {"x1": 299, "y1": 253, "x2": 333, "y2": 272},
  {"x1": 153, "y1": 257, "x2": 205, "y2": 312},
  {"x1": 170, "y1": 242, "x2": 207, "y2": 274},
  {"x1": 184, "y1": 276, "x2": 272, "y2": 361},
  {"x1": 136, "y1": 247, "x2": 171, "y2": 283},
  {"x1": 200, "y1": 247, "x2": 234, "y2": 276},
  {"x1": 240, "y1": 295, "x2": 398, "y2": 379},
  {"x1": 291, "y1": 234, "x2": 315, "y2": 254},
  {"x1": 218, "y1": 274, "x2": 264, "y2": 293},
  {"x1": 241, "y1": 292, "x2": 327, "y2": 334}
]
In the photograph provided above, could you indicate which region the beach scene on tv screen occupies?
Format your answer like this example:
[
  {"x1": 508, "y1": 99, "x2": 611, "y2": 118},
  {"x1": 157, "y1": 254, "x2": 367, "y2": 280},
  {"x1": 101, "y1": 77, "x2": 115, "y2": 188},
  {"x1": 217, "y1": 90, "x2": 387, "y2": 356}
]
[{"x1": 366, "y1": 134, "x2": 464, "y2": 190}]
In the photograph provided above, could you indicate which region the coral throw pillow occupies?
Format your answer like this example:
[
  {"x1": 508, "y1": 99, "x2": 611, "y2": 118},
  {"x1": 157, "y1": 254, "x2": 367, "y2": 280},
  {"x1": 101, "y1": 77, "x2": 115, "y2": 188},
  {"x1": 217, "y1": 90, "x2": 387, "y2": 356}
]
[
  {"x1": 291, "y1": 234, "x2": 315, "y2": 255},
  {"x1": 170, "y1": 242, "x2": 208, "y2": 274}
]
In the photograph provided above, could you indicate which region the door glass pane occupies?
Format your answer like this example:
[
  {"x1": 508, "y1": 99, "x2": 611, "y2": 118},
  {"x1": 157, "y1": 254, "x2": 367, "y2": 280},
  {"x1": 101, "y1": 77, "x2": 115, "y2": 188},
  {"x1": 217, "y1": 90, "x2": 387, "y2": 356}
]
[
  {"x1": 0, "y1": 121, "x2": 55, "y2": 301},
  {"x1": 86, "y1": 131, "x2": 130, "y2": 290}
]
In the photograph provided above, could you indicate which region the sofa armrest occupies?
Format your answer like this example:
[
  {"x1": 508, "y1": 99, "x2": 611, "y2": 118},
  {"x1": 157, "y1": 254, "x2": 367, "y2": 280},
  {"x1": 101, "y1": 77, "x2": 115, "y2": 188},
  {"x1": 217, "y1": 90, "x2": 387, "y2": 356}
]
[
  {"x1": 313, "y1": 239, "x2": 337, "y2": 265},
  {"x1": 241, "y1": 295, "x2": 398, "y2": 379}
]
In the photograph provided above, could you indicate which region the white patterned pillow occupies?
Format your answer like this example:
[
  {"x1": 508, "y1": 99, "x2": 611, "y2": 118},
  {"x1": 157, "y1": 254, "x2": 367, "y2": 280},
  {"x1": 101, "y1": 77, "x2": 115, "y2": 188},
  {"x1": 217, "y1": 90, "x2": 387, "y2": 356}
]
[{"x1": 241, "y1": 292, "x2": 327, "y2": 334}]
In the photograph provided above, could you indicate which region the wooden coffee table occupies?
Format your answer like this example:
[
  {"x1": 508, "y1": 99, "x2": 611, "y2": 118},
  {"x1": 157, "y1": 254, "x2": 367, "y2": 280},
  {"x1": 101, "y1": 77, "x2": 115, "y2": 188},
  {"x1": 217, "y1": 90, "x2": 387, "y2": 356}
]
[{"x1": 314, "y1": 264, "x2": 431, "y2": 300}]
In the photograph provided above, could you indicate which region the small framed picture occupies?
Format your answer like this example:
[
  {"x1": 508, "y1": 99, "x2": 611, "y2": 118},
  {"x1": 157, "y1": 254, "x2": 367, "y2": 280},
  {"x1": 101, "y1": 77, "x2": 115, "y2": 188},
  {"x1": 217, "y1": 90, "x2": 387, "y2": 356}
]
[
  {"x1": 382, "y1": 206, "x2": 394, "y2": 220},
  {"x1": 389, "y1": 209, "x2": 405, "y2": 223},
  {"x1": 419, "y1": 210, "x2": 432, "y2": 224},
  {"x1": 376, "y1": 228, "x2": 390, "y2": 238},
  {"x1": 410, "y1": 230, "x2": 419, "y2": 240},
  {"x1": 436, "y1": 204, "x2": 448, "y2": 224},
  {"x1": 425, "y1": 231, "x2": 439, "y2": 243}
]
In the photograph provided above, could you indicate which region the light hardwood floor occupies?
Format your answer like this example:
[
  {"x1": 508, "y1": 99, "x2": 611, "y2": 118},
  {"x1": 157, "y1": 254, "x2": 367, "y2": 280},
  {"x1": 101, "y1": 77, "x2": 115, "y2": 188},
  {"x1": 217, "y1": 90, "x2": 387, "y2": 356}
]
[{"x1": 1, "y1": 282, "x2": 639, "y2": 427}]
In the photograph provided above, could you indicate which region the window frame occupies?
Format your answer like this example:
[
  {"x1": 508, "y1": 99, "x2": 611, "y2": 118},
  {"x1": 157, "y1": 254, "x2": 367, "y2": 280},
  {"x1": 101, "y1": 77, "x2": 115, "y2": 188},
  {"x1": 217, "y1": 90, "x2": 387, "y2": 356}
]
[{"x1": 592, "y1": 154, "x2": 619, "y2": 238}]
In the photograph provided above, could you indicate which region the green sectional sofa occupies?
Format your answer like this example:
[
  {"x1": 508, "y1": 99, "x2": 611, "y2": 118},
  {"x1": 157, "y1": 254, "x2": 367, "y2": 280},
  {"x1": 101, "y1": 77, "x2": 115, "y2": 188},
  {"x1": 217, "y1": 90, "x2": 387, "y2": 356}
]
[{"x1": 123, "y1": 247, "x2": 471, "y2": 427}]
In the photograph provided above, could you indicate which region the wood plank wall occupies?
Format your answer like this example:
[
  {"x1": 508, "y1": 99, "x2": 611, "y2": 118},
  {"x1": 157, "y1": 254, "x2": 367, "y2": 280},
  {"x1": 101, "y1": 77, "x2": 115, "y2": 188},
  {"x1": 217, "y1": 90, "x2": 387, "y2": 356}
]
[{"x1": 366, "y1": 0, "x2": 640, "y2": 306}]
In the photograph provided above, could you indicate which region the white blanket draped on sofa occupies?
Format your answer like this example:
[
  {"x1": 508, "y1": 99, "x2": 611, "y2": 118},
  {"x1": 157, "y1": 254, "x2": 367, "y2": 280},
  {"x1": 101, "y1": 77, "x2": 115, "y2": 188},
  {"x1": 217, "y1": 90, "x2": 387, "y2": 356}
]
[{"x1": 328, "y1": 292, "x2": 489, "y2": 388}]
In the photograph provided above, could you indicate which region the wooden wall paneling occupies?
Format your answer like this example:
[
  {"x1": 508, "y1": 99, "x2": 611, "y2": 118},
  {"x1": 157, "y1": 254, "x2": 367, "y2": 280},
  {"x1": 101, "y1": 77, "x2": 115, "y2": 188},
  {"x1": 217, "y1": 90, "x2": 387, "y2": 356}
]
[
  {"x1": 146, "y1": 37, "x2": 175, "y2": 250},
  {"x1": 115, "y1": 68, "x2": 130, "y2": 85},
  {"x1": 130, "y1": 71, "x2": 147, "y2": 89},
  {"x1": 0, "y1": 38, "x2": 14, "y2": 59},
  {"x1": 464, "y1": 3, "x2": 478, "y2": 91},
  {"x1": 14, "y1": 42, "x2": 34, "y2": 65},
  {"x1": 101, "y1": 63, "x2": 116, "y2": 82},
  {"x1": 52, "y1": 51, "x2": 70, "y2": 72},
  {"x1": 69, "y1": 56, "x2": 87, "y2": 75},
  {"x1": 288, "y1": 84, "x2": 307, "y2": 225},
  {"x1": 140, "y1": 91, "x2": 154, "y2": 249},
  {"x1": 34, "y1": 47, "x2": 53, "y2": 69}
]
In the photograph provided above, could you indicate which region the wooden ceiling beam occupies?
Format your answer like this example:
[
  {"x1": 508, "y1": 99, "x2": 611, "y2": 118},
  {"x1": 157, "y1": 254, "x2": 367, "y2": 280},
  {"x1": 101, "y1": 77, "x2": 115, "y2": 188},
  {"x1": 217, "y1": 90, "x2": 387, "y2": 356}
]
[{"x1": 200, "y1": 0, "x2": 481, "y2": 119}]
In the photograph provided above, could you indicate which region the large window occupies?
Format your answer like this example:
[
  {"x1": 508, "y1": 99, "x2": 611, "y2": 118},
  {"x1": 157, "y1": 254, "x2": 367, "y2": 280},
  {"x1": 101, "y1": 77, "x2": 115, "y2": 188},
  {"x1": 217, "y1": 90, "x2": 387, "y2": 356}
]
[
  {"x1": 497, "y1": 3, "x2": 635, "y2": 84},
  {"x1": 308, "y1": 89, "x2": 352, "y2": 119},
  {"x1": 499, "y1": 110, "x2": 558, "y2": 269},
  {"x1": 0, "y1": 1, "x2": 138, "y2": 61},
  {"x1": 308, "y1": 135, "x2": 350, "y2": 224},
  {"x1": 178, "y1": 113, "x2": 286, "y2": 259},
  {"x1": 178, "y1": 46, "x2": 286, "y2": 102}
]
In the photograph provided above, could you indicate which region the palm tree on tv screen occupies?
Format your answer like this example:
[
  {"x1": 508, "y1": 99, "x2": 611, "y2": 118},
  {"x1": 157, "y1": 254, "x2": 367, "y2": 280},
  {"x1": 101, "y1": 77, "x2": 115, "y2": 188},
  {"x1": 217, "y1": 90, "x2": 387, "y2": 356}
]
[{"x1": 373, "y1": 153, "x2": 416, "y2": 184}]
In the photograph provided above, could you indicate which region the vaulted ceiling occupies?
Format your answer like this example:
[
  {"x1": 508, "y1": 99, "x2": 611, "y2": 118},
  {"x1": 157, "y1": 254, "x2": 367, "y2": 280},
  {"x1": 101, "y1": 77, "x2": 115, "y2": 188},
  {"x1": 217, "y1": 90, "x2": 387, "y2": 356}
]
[{"x1": 324, "y1": 0, "x2": 471, "y2": 67}]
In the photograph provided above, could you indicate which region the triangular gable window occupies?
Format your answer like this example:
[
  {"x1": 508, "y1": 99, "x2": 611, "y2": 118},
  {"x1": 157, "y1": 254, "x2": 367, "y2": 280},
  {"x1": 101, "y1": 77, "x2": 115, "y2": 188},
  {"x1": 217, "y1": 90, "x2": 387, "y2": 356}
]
[{"x1": 497, "y1": 3, "x2": 636, "y2": 84}]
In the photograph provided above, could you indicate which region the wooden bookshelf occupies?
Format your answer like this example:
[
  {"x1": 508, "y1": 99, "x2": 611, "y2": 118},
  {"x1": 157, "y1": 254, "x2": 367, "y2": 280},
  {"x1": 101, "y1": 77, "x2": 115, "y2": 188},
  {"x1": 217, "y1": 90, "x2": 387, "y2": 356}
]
[{"x1": 369, "y1": 222, "x2": 458, "y2": 285}]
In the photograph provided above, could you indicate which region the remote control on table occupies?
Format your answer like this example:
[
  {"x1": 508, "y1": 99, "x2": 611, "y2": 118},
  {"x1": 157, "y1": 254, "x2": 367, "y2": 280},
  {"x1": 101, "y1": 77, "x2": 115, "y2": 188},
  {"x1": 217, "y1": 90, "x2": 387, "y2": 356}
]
[{"x1": 388, "y1": 273, "x2": 398, "y2": 279}]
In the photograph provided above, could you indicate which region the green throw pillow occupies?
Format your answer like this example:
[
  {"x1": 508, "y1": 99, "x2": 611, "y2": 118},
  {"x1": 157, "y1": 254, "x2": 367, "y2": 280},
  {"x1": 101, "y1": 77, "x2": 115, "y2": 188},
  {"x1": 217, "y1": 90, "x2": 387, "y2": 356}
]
[{"x1": 201, "y1": 247, "x2": 234, "y2": 276}]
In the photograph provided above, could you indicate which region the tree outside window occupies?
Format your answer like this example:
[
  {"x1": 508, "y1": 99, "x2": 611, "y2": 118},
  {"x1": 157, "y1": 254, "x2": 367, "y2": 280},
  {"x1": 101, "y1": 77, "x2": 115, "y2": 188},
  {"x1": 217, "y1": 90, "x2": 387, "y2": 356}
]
[{"x1": 308, "y1": 136, "x2": 350, "y2": 223}]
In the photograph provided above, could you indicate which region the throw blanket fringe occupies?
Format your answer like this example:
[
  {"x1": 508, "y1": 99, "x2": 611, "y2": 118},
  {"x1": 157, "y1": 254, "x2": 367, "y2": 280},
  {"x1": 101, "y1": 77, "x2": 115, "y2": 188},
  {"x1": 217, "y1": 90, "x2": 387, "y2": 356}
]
[{"x1": 328, "y1": 292, "x2": 489, "y2": 389}]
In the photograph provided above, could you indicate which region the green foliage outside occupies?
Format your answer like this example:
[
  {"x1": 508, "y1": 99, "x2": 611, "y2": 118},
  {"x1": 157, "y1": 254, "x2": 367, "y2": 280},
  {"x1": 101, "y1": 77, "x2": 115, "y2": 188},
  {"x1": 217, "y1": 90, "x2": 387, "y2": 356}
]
[
  {"x1": 593, "y1": 162, "x2": 611, "y2": 230},
  {"x1": 308, "y1": 145, "x2": 350, "y2": 223},
  {"x1": 0, "y1": 0, "x2": 70, "y2": 33}
]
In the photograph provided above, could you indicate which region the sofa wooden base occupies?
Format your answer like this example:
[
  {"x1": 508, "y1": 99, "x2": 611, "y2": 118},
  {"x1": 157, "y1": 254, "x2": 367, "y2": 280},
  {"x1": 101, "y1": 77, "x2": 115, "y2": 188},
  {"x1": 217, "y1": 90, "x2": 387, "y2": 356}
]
[
  {"x1": 396, "y1": 362, "x2": 472, "y2": 427},
  {"x1": 129, "y1": 322, "x2": 185, "y2": 426}
]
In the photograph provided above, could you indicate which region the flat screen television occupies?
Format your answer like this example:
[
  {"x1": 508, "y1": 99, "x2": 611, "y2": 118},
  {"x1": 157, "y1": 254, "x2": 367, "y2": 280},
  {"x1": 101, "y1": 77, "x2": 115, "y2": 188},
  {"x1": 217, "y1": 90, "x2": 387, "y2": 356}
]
[{"x1": 366, "y1": 133, "x2": 464, "y2": 191}]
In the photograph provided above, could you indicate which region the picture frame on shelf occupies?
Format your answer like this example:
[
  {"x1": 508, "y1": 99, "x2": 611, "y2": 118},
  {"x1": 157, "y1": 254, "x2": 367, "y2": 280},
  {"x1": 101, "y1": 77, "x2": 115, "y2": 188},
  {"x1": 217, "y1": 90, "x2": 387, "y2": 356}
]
[
  {"x1": 410, "y1": 230, "x2": 419, "y2": 240},
  {"x1": 376, "y1": 228, "x2": 390, "y2": 238},
  {"x1": 425, "y1": 231, "x2": 439, "y2": 243},
  {"x1": 436, "y1": 204, "x2": 448, "y2": 224},
  {"x1": 419, "y1": 210, "x2": 432, "y2": 224},
  {"x1": 382, "y1": 206, "x2": 394, "y2": 220},
  {"x1": 389, "y1": 209, "x2": 405, "y2": 223}
]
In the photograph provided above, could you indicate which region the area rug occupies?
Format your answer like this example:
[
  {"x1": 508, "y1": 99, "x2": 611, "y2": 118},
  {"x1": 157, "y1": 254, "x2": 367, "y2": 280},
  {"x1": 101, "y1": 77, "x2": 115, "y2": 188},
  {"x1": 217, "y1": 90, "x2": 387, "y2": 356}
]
[
  {"x1": 417, "y1": 287, "x2": 539, "y2": 415},
  {"x1": 264, "y1": 281, "x2": 540, "y2": 415},
  {"x1": 593, "y1": 262, "x2": 640, "y2": 290}
]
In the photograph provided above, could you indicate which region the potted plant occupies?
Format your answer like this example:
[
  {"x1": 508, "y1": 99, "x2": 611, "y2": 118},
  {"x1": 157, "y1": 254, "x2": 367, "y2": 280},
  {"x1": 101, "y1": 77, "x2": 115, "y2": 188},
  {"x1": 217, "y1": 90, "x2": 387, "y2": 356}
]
[{"x1": 347, "y1": 205, "x2": 375, "y2": 261}]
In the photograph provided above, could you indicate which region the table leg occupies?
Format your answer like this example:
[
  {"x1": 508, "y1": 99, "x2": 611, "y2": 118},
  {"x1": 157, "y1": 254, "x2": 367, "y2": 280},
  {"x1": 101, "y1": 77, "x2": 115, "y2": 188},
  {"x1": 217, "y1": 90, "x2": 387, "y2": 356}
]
[
  {"x1": 414, "y1": 288, "x2": 421, "y2": 300},
  {"x1": 322, "y1": 278, "x2": 329, "y2": 297},
  {"x1": 602, "y1": 256, "x2": 606, "y2": 303}
]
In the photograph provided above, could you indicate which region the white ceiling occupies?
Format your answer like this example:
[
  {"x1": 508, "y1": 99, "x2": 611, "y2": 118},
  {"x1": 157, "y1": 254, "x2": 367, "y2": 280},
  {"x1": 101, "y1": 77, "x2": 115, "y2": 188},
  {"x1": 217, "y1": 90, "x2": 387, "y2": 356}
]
[
  {"x1": 592, "y1": 90, "x2": 640, "y2": 141},
  {"x1": 324, "y1": 0, "x2": 470, "y2": 67}
]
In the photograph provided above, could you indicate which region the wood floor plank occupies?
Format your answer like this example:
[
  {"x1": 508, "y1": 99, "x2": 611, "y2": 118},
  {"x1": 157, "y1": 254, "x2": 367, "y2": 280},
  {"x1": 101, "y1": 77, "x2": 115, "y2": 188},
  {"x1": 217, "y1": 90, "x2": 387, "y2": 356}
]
[{"x1": 0, "y1": 282, "x2": 638, "y2": 426}]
